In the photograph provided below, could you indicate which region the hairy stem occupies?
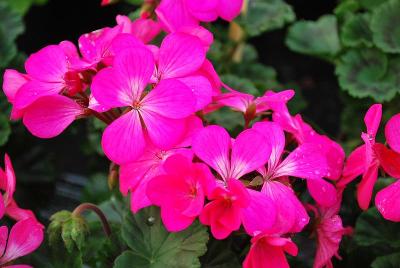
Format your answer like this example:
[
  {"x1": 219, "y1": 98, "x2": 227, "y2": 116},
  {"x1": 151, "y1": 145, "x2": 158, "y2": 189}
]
[{"x1": 72, "y1": 203, "x2": 112, "y2": 237}]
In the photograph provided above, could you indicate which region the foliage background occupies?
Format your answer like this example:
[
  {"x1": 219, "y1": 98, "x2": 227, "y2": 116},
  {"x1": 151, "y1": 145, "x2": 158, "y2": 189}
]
[{"x1": 1, "y1": 0, "x2": 400, "y2": 267}]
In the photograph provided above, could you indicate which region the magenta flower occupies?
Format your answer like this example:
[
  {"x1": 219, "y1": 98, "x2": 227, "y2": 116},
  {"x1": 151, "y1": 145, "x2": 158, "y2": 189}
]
[
  {"x1": 0, "y1": 218, "x2": 44, "y2": 268},
  {"x1": 91, "y1": 46, "x2": 196, "y2": 164},
  {"x1": 385, "y1": 113, "x2": 400, "y2": 154},
  {"x1": 338, "y1": 104, "x2": 400, "y2": 212},
  {"x1": 0, "y1": 155, "x2": 36, "y2": 221},
  {"x1": 192, "y1": 125, "x2": 276, "y2": 238},
  {"x1": 156, "y1": 0, "x2": 243, "y2": 32},
  {"x1": 243, "y1": 234, "x2": 298, "y2": 268},
  {"x1": 147, "y1": 154, "x2": 215, "y2": 232},
  {"x1": 310, "y1": 189, "x2": 352, "y2": 268},
  {"x1": 116, "y1": 14, "x2": 161, "y2": 44}
]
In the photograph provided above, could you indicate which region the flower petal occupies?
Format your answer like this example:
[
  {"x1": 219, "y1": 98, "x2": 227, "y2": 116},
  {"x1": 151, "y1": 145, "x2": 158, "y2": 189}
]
[
  {"x1": 385, "y1": 113, "x2": 400, "y2": 154},
  {"x1": 338, "y1": 145, "x2": 367, "y2": 187},
  {"x1": 307, "y1": 178, "x2": 337, "y2": 207},
  {"x1": 364, "y1": 104, "x2": 382, "y2": 138},
  {"x1": 217, "y1": 0, "x2": 243, "y2": 21},
  {"x1": 230, "y1": 129, "x2": 271, "y2": 179},
  {"x1": 0, "y1": 226, "x2": 8, "y2": 257},
  {"x1": 357, "y1": 163, "x2": 379, "y2": 210},
  {"x1": 23, "y1": 95, "x2": 83, "y2": 139},
  {"x1": 155, "y1": 0, "x2": 198, "y2": 32},
  {"x1": 158, "y1": 32, "x2": 205, "y2": 79},
  {"x1": 14, "y1": 80, "x2": 63, "y2": 110},
  {"x1": 141, "y1": 78, "x2": 196, "y2": 119},
  {"x1": 376, "y1": 180, "x2": 400, "y2": 222},
  {"x1": 374, "y1": 143, "x2": 400, "y2": 179},
  {"x1": 177, "y1": 76, "x2": 212, "y2": 111},
  {"x1": 0, "y1": 218, "x2": 43, "y2": 265},
  {"x1": 2, "y1": 70, "x2": 29, "y2": 104},
  {"x1": 192, "y1": 125, "x2": 231, "y2": 179},
  {"x1": 102, "y1": 111, "x2": 145, "y2": 164}
]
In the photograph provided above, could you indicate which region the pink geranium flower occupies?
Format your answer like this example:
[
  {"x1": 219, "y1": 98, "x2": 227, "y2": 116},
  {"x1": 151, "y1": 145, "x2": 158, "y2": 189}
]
[
  {"x1": 385, "y1": 113, "x2": 400, "y2": 154},
  {"x1": 243, "y1": 233, "x2": 298, "y2": 268},
  {"x1": 252, "y1": 121, "x2": 334, "y2": 233},
  {"x1": 310, "y1": 189, "x2": 352, "y2": 268},
  {"x1": 147, "y1": 154, "x2": 215, "y2": 232},
  {"x1": 116, "y1": 14, "x2": 161, "y2": 44},
  {"x1": 0, "y1": 155, "x2": 36, "y2": 221},
  {"x1": 338, "y1": 104, "x2": 400, "y2": 212},
  {"x1": 91, "y1": 46, "x2": 196, "y2": 164},
  {"x1": 156, "y1": 0, "x2": 243, "y2": 32},
  {"x1": 192, "y1": 125, "x2": 276, "y2": 238},
  {"x1": 0, "y1": 218, "x2": 44, "y2": 268}
]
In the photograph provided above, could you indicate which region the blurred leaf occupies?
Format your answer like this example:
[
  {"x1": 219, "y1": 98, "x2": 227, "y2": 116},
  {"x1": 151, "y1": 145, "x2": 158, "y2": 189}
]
[
  {"x1": 371, "y1": 252, "x2": 400, "y2": 268},
  {"x1": 220, "y1": 74, "x2": 258, "y2": 95},
  {"x1": 120, "y1": 206, "x2": 209, "y2": 268},
  {"x1": 205, "y1": 107, "x2": 243, "y2": 133},
  {"x1": 239, "y1": 0, "x2": 295, "y2": 37},
  {"x1": 341, "y1": 13, "x2": 373, "y2": 48},
  {"x1": 335, "y1": 48, "x2": 397, "y2": 101},
  {"x1": 334, "y1": 0, "x2": 360, "y2": 20},
  {"x1": 200, "y1": 238, "x2": 241, "y2": 268},
  {"x1": 355, "y1": 207, "x2": 400, "y2": 248},
  {"x1": 81, "y1": 173, "x2": 111, "y2": 204},
  {"x1": 114, "y1": 251, "x2": 140, "y2": 268},
  {"x1": 286, "y1": 15, "x2": 341, "y2": 58},
  {"x1": 360, "y1": 0, "x2": 388, "y2": 11},
  {"x1": 0, "y1": 113, "x2": 11, "y2": 146},
  {"x1": 2, "y1": 0, "x2": 48, "y2": 15},
  {"x1": 371, "y1": 0, "x2": 400, "y2": 53}
]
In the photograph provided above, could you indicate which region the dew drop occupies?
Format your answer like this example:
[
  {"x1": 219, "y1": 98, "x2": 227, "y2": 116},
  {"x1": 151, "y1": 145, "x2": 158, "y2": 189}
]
[{"x1": 147, "y1": 216, "x2": 155, "y2": 226}]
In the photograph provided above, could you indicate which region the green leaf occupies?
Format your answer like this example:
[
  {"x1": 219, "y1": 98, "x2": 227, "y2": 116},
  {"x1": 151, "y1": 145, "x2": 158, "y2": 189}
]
[
  {"x1": 371, "y1": 0, "x2": 400, "y2": 53},
  {"x1": 200, "y1": 238, "x2": 241, "y2": 268},
  {"x1": 0, "y1": 113, "x2": 11, "y2": 146},
  {"x1": 120, "y1": 206, "x2": 209, "y2": 268},
  {"x1": 334, "y1": 0, "x2": 360, "y2": 20},
  {"x1": 341, "y1": 13, "x2": 374, "y2": 48},
  {"x1": 238, "y1": 0, "x2": 295, "y2": 37},
  {"x1": 2, "y1": 0, "x2": 48, "y2": 15},
  {"x1": 286, "y1": 15, "x2": 341, "y2": 58},
  {"x1": 335, "y1": 48, "x2": 398, "y2": 101},
  {"x1": 371, "y1": 252, "x2": 400, "y2": 268},
  {"x1": 355, "y1": 207, "x2": 400, "y2": 248},
  {"x1": 220, "y1": 74, "x2": 258, "y2": 95},
  {"x1": 360, "y1": 0, "x2": 388, "y2": 11}
]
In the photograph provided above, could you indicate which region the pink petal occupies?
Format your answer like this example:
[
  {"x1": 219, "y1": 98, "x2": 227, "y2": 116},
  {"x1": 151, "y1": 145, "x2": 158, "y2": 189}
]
[
  {"x1": 375, "y1": 143, "x2": 400, "y2": 179},
  {"x1": 186, "y1": 0, "x2": 218, "y2": 21},
  {"x1": 88, "y1": 94, "x2": 110, "y2": 113},
  {"x1": 160, "y1": 207, "x2": 195, "y2": 232},
  {"x1": 0, "y1": 218, "x2": 43, "y2": 265},
  {"x1": 230, "y1": 129, "x2": 271, "y2": 179},
  {"x1": 338, "y1": 145, "x2": 367, "y2": 187},
  {"x1": 0, "y1": 194, "x2": 4, "y2": 219},
  {"x1": 197, "y1": 60, "x2": 221, "y2": 95},
  {"x1": 364, "y1": 104, "x2": 382, "y2": 138},
  {"x1": 177, "y1": 76, "x2": 212, "y2": 111},
  {"x1": 178, "y1": 26, "x2": 214, "y2": 49},
  {"x1": 252, "y1": 121, "x2": 285, "y2": 171},
  {"x1": 141, "y1": 78, "x2": 196, "y2": 119},
  {"x1": 5, "y1": 201, "x2": 36, "y2": 222},
  {"x1": 155, "y1": 0, "x2": 198, "y2": 32},
  {"x1": 23, "y1": 95, "x2": 83, "y2": 139},
  {"x1": 25, "y1": 45, "x2": 67, "y2": 82},
  {"x1": 276, "y1": 143, "x2": 328, "y2": 180},
  {"x1": 307, "y1": 179, "x2": 337, "y2": 207},
  {"x1": 110, "y1": 33, "x2": 145, "y2": 54},
  {"x1": 14, "y1": 80, "x2": 63, "y2": 110},
  {"x1": 385, "y1": 113, "x2": 400, "y2": 154},
  {"x1": 3, "y1": 154, "x2": 16, "y2": 205},
  {"x1": 2, "y1": 70, "x2": 29, "y2": 103},
  {"x1": 357, "y1": 163, "x2": 379, "y2": 210},
  {"x1": 102, "y1": 111, "x2": 145, "y2": 164},
  {"x1": 140, "y1": 110, "x2": 188, "y2": 149},
  {"x1": 92, "y1": 47, "x2": 154, "y2": 107},
  {"x1": 158, "y1": 32, "x2": 205, "y2": 79},
  {"x1": 0, "y1": 226, "x2": 8, "y2": 257},
  {"x1": 217, "y1": 0, "x2": 243, "y2": 21},
  {"x1": 131, "y1": 17, "x2": 161, "y2": 43},
  {"x1": 262, "y1": 181, "x2": 309, "y2": 234},
  {"x1": 241, "y1": 189, "x2": 276, "y2": 236},
  {"x1": 192, "y1": 125, "x2": 231, "y2": 179},
  {"x1": 4, "y1": 265, "x2": 32, "y2": 268},
  {"x1": 130, "y1": 177, "x2": 153, "y2": 213},
  {"x1": 375, "y1": 180, "x2": 400, "y2": 222},
  {"x1": 215, "y1": 91, "x2": 254, "y2": 113}
]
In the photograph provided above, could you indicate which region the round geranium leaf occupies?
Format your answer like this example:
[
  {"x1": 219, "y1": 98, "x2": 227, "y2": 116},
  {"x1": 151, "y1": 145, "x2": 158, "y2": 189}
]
[{"x1": 341, "y1": 13, "x2": 374, "y2": 48}]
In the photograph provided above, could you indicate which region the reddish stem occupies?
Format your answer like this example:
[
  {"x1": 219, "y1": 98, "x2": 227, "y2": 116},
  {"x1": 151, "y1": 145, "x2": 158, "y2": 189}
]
[{"x1": 72, "y1": 203, "x2": 112, "y2": 237}]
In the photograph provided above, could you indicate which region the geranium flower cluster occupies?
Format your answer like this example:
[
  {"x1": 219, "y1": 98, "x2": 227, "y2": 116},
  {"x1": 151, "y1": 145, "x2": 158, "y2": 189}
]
[
  {"x1": 0, "y1": 155, "x2": 43, "y2": 267},
  {"x1": 2, "y1": 0, "x2": 400, "y2": 267}
]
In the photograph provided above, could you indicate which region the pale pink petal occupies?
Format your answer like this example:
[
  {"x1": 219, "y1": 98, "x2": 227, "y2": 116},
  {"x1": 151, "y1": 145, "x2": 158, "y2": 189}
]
[
  {"x1": 141, "y1": 78, "x2": 196, "y2": 118},
  {"x1": 385, "y1": 113, "x2": 400, "y2": 154},
  {"x1": 241, "y1": 189, "x2": 276, "y2": 236},
  {"x1": 357, "y1": 163, "x2": 379, "y2": 210},
  {"x1": 23, "y1": 95, "x2": 83, "y2": 139},
  {"x1": 374, "y1": 143, "x2": 400, "y2": 179},
  {"x1": 364, "y1": 104, "x2": 382, "y2": 138},
  {"x1": 376, "y1": 180, "x2": 400, "y2": 222},
  {"x1": 14, "y1": 80, "x2": 63, "y2": 110},
  {"x1": 140, "y1": 110, "x2": 187, "y2": 149},
  {"x1": 92, "y1": 47, "x2": 154, "y2": 107},
  {"x1": 2, "y1": 70, "x2": 29, "y2": 103},
  {"x1": 192, "y1": 125, "x2": 231, "y2": 179},
  {"x1": 102, "y1": 111, "x2": 145, "y2": 164},
  {"x1": 338, "y1": 145, "x2": 366, "y2": 187},
  {"x1": 217, "y1": 0, "x2": 243, "y2": 21},
  {"x1": 262, "y1": 181, "x2": 309, "y2": 234},
  {"x1": 252, "y1": 121, "x2": 285, "y2": 171},
  {"x1": 158, "y1": 32, "x2": 205, "y2": 79},
  {"x1": 155, "y1": 0, "x2": 198, "y2": 32},
  {"x1": 307, "y1": 179, "x2": 337, "y2": 207},
  {"x1": 276, "y1": 143, "x2": 328, "y2": 180},
  {"x1": 25, "y1": 45, "x2": 67, "y2": 82},
  {"x1": 0, "y1": 226, "x2": 8, "y2": 257},
  {"x1": 177, "y1": 76, "x2": 212, "y2": 111},
  {"x1": 0, "y1": 218, "x2": 43, "y2": 265},
  {"x1": 230, "y1": 129, "x2": 271, "y2": 179}
]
